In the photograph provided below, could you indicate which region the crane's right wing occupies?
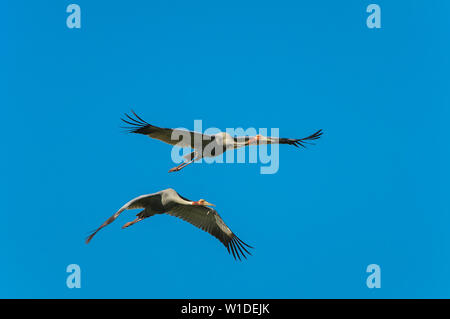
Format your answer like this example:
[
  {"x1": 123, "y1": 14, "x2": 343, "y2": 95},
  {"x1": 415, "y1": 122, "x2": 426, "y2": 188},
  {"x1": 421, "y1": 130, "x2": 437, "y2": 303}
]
[
  {"x1": 121, "y1": 111, "x2": 213, "y2": 149},
  {"x1": 166, "y1": 205, "x2": 253, "y2": 261},
  {"x1": 260, "y1": 129, "x2": 323, "y2": 148}
]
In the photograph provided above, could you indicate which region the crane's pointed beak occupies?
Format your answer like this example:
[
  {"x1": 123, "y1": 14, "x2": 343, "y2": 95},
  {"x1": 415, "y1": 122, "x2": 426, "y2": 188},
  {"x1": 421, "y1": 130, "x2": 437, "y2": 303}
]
[{"x1": 204, "y1": 201, "x2": 215, "y2": 207}]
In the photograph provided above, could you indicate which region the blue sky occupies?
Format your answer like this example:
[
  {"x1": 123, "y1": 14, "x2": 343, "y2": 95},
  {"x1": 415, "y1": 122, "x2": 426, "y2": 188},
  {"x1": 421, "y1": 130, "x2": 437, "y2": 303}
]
[{"x1": 1, "y1": 0, "x2": 450, "y2": 298}]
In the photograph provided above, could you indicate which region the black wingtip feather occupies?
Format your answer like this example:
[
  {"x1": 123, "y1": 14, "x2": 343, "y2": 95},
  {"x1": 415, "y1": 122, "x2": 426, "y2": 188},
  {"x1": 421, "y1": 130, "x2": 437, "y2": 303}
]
[
  {"x1": 232, "y1": 242, "x2": 242, "y2": 261},
  {"x1": 232, "y1": 238, "x2": 247, "y2": 260},
  {"x1": 282, "y1": 129, "x2": 324, "y2": 148},
  {"x1": 120, "y1": 111, "x2": 153, "y2": 134},
  {"x1": 228, "y1": 240, "x2": 238, "y2": 260},
  {"x1": 131, "y1": 110, "x2": 149, "y2": 124},
  {"x1": 226, "y1": 235, "x2": 253, "y2": 261},
  {"x1": 235, "y1": 235, "x2": 254, "y2": 249},
  {"x1": 235, "y1": 242, "x2": 251, "y2": 256},
  {"x1": 236, "y1": 236, "x2": 254, "y2": 256}
]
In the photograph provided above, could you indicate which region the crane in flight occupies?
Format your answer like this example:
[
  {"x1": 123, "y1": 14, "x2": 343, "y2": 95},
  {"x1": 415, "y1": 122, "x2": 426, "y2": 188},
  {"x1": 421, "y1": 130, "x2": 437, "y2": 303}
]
[
  {"x1": 121, "y1": 111, "x2": 323, "y2": 173},
  {"x1": 85, "y1": 188, "x2": 252, "y2": 261}
]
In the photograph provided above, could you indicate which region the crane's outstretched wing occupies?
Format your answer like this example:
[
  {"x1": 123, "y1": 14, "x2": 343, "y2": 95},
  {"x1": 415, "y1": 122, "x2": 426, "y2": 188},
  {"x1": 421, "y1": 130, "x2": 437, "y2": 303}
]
[
  {"x1": 121, "y1": 111, "x2": 213, "y2": 149},
  {"x1": 248, "y1": 129, "x2": 323, "y2": 148},
  {"x1": 166, "y1": 205, "x2": 253, "y2": 261},
  {"x1": 85, "y1": 193, "x2": 161, "y2": 244}
]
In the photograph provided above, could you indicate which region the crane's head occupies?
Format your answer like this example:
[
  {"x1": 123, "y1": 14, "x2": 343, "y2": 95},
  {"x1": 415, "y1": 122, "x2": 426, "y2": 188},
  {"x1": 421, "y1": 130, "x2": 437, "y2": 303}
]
[{"x1": 193, "y1": 199, "x2": 215, "y2": 207}]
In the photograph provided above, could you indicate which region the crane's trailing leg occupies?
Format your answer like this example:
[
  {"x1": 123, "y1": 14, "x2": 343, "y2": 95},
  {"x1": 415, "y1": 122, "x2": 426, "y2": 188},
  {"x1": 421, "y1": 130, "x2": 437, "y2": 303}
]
[
  {"x1": 168, "y1": 160, "x2": 191, "y2": 173},
  {"x1": 168, "y1": 154, "x2": 202, "y2": 173},
  {"x1": 122, "y1": 217, "x2": 144, "y2": 229}
]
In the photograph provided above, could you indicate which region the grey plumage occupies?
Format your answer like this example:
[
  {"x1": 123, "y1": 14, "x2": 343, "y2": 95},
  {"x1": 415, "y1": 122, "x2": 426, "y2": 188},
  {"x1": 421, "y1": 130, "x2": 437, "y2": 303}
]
[
  {"x1": 86, "y1": 188, "x2": 252, "y2": 260},
  {"x1": 121, "y1": 110, "x2": 323, "y2": 172}
]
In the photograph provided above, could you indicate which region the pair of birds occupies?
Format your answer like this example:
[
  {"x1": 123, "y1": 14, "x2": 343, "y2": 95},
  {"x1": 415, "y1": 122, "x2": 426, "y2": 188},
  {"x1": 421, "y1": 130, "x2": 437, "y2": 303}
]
[{"x1": 86, "y1": 111, "x2": 323, "y2": 260}]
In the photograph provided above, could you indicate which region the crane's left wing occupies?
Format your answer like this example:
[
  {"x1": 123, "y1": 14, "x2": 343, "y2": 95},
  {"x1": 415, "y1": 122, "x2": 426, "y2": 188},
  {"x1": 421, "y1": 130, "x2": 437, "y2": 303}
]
[
  {"x1": 166, "y1": 205, "x2": 253, "y2": 261},
  {"x1": 121, "y1": 111, "x2": 213, "y2": 149}
]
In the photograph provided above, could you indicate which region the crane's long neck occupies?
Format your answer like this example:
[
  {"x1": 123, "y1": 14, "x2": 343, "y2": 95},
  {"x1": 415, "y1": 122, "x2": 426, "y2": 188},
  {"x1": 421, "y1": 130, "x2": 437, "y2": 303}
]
[
  {"x1": 172, "y1": 197, "x2": 194, "y2": 206},
  {"x1": 174, "y1": 197, "x2": 202, "y2": 206},
  {"x1": 162, "y1": 189, "x2": 195, "y2": 210}
]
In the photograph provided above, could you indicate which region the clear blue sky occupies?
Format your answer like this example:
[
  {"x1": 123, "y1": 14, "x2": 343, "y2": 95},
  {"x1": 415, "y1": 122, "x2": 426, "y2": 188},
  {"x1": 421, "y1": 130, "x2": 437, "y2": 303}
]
[{"x1": 1, "y1": 1, "x2": 449, "y2": 298}]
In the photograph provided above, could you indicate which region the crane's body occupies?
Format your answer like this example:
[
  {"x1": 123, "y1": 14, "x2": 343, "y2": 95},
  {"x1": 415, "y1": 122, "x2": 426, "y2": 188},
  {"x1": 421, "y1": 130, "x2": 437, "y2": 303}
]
[
  {"x1": 86, "y1": 188, "x2": 252, "y2": 260},
  {"x1": 121, "y1": 111, "x2": 323, "y2": 172}
]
